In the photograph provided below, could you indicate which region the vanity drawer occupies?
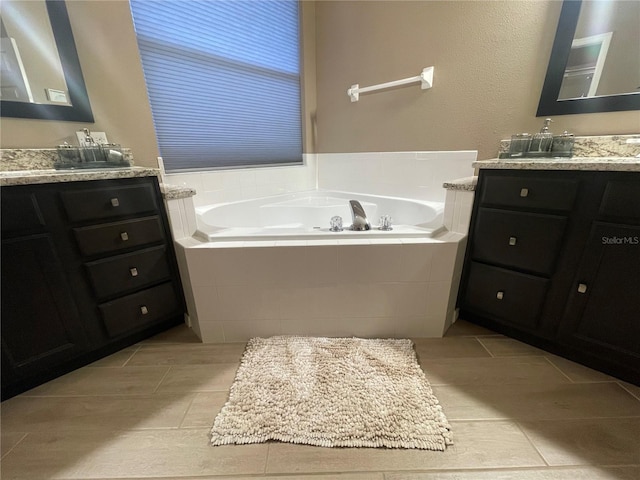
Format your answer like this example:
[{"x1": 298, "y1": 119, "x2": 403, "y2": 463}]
[
  {"x1": 471, "y1": 208, "x2": 567, "y2": 276},
  {"x1": 73, "y1": 216, "x2": 164, "y2": 257},
  {"x1": 61, "y1": 183, "x2": 158, "y2": 223},
  {"x1": 599, "y1": 180, "x2": 640, "y2": 222},
  {"x1": 462, "y1": 262, "x2": 549, "y2": 329},
  {"x1": 98, "y1": 282, "x2": 180, "y2": 338},
  {"x1": 481, "y1": 175, "x2": 578, "y2": 212},
  {"x1": 84, "y1": 245, "x2": 171, "y2": 300}
]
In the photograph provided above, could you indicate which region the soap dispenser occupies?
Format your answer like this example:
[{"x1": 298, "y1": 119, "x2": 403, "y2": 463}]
[{"x1": 530, "y1": 118, "x2": 553, "y2": 153}]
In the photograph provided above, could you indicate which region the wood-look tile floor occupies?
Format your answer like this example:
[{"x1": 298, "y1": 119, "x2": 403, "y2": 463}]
[{"x1": 2, "y1": 320, "x2": 639, "y2": 480}]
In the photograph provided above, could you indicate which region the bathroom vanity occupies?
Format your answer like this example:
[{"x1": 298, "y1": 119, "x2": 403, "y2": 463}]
[
  {"x1": 1, "y1": 168, "x2": 185, "y2": 399},
  {"x1": 458, "y1": 158, "x2": 640, "y2": 384}
]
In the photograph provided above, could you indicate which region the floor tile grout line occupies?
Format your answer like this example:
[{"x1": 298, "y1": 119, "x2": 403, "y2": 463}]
[
  {"x1": 617, "y1": 382, "x2": 640, "y2": 402},
  {"x1": 177, "y1": 393, "x2": 199, "y2": 429},
  {"x1": 153, "y1": 365, "x2": 174, "y2": 394},
  {"x1": 513, "y1": 420, "x2": 551, "y2": 467},
  {"x1": 0, "y1": 432, "x2": 28, "y2": 460},
  {"x1": 542, "y1": 355, "x2": 575, "y2": 382},
  {"x1": 121, "y1": 344, "x2": 143, "y2": 367},
  {"x1": 475, "y1": 337, "x2": 495, "y2": 357}
]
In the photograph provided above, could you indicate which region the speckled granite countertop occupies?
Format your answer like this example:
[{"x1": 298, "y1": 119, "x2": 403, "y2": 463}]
[
  {"x1": 0, "y1": 167, "x2": 160, "y2": 187},
  {"x1": 160, "y1": 183, "x2": 197, "y2": 200},
  {"x1": 482, "y1": 134, "x2": 640, "y2": 172},
  {"x1": 0, "y1": 148, "x2": 197, "y2": 199},
  {"x1": 443, "y1": 176, "x2": 477, "y2": 191},
  {"x1": 473, "y1": 157, "x2": 640, "y2": 172}
]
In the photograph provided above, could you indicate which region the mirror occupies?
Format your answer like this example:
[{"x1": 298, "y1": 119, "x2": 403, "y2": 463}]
[
  {"x1": 537, "y1": 0, "x2": 640, "y2": 116},
  {"x1": 0, "y1": 0, "x2": 93, "y2": 122}
]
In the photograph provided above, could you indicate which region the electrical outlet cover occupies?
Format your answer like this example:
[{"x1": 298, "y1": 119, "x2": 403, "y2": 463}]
[{"x1": 76, "y1": 131, "x2": 109, "y2": 146}]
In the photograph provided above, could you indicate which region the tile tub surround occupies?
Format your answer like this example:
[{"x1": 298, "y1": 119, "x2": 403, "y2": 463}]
[
  {"x1": 443, "y1": 177, "x2": 476, "y2": 235},
  {"x1": 317, "y1": 150, "x2": 477, "y2": 203},
  {"x1": 176, "y1": 231, "x2": 468, "y2": 343}
]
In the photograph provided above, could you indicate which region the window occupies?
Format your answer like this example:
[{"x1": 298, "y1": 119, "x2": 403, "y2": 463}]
[{"x1": 129, "y1": 0, "x2": 302, "y2": 172}]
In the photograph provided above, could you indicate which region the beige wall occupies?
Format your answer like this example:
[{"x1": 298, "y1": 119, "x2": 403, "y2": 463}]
[
  {"x1": 0, "y1": 0, "x2": 317, "y2": 167},
  {"x1": 0, "y1": 1, "x2": 160, "y2": 167},
  {"x1": 2, "y1": 1, "x2": 639, "y2": 165},
  {"x1": 314, "y1": 0, "x2": 640, "y2": 160}
]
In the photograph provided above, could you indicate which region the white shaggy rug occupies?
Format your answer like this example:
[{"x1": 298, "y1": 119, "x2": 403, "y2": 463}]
[{"x1": 210, "y1": 336, "x2": 452, "y2": 450}]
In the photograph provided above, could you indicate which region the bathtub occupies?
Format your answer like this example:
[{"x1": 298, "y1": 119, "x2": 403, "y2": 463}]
[
  {"x1": 195, "y1": 190, "x2": 445, "y2": 241},
  {"x1": 177, "y1": 189, "x2": 469, "y2": 343}
]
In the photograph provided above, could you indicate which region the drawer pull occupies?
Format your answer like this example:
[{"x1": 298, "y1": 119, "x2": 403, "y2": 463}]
[
  {"x1": 130, "y1": 267, "x2": 139, "y2": 277},
  {"x1": 496, "y1": 291, "x2": 504, "y2": 300},
  {"x1": 111, "y1": 198, "x2": 120, "y2": 207},
  {"x1": 508, "y1": 236, "x2": 517, "y2": 246},
  {"x1": 577, "y1": 283, "x2": 588, "y2": 294},
  {"x1": 120, "y1": 232, "x2": 129, "y2": 241},
  {"x1": 140, "y1": 305, "x2": 149, "y2": 315},
  {"x1": 520, "y1": 188, "x2": 529, "y2": 198}
]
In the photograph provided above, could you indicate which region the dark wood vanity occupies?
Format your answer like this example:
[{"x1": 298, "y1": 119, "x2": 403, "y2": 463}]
[
  {"x1": 458, "y1": 168, "x2": 640, "y2": 385},
  {"x1": 1, "y1": 176, "x2": 185, "y2": 399}
]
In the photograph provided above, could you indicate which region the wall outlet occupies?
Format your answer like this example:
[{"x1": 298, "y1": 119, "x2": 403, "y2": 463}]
[{"x1": 76, "y1": 130, "x2": 109, "y2": 146}]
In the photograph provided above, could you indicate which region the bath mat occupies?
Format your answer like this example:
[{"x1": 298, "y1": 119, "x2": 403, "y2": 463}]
[{"x1": 210, "y1": 336, "x2": 452, "y2": 450}]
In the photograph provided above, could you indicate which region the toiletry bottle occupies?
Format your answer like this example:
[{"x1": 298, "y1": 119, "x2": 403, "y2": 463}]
[{"x1": 530, "y1": 118, "x2": 553, "y2": 153}]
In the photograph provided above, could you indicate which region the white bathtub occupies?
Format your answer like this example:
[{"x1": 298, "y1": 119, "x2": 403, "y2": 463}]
[{"x1": 195, "y1": 190, "x2": 444, "y2": 241}]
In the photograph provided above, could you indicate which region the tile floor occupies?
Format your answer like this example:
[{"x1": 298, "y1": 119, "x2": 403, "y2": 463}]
[{"x1": 1, "y1": 319, "x2": 639, "y2": 480}]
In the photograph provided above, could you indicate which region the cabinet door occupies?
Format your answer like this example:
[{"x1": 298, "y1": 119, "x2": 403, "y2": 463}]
[
  {"x1": 558, "y1": 223, "x2": 640, "y2": 379},
  {"x1": 1, "y1": 235, "x2": 89, "y2": 386}
]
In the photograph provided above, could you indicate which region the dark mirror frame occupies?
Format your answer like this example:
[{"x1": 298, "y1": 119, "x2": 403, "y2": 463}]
[
  {"x1": 0, "y1": 0, "x2": 94, "y2": 122},
  {"x1": 537, "y1": 0, "x2": 640, "y2": 116}
]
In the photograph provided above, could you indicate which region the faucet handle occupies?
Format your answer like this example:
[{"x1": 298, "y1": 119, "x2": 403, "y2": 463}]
[
  {"x1": 330, "y1": 216, "x2": 343, "y2": 232},
  {"x1": 379, "y1": 215, "x2": 393, "y2": 231}
]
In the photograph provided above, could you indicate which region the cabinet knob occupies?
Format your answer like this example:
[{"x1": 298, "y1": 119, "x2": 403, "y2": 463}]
[
  {"x1": 111, "y1": 198, "x2": 120, "y2": 207},
  {"x1": 508, "y1": 236, "x2": 517, "y2": 246},
  {"x1": 577, "y1": 283, "x2": 588, "y2": 294},
  {"x1": 130, "y1": 267, "x2": 139, "y2": 277},
  {"x1": 140, "y1": 305, "x2": 149, "y2": 315},
  {"x1": 120, "y1": 232, "x2": 129, "y2": 241},
  {"x1": 496, "y1": 291, "x2": 504, "y2": 300},
  {"x1": 520, "y1": 188, "x2": 529, "y2": 198}
]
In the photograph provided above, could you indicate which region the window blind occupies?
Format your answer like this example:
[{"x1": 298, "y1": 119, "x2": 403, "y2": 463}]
[{"x1": 129, "y1": 0, "x2": 302, "y2": 171}]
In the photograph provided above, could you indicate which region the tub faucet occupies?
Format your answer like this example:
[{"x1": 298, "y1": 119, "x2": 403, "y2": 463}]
[{"x1": 349, "y1": 200, "x2": 371, "y2": 231}]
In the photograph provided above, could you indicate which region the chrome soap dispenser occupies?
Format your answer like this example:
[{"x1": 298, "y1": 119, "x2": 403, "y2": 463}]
[{"x1": 530, "y1": 118, "x2": 553, "y2": 153}]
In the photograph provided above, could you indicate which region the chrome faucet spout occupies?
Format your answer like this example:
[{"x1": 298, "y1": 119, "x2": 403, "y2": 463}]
[{"x1": 349, "y1": 200, "x2": 371, "y2": 231}]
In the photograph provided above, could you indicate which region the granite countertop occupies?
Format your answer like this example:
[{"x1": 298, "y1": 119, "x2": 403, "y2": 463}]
[
  {"x1": 443, "y1": 176, "x2": 477, "y2": 191},
  {"x1": 473, "y1": 157, "x2": 640, "y2": 172},
  {"x1": 160, "y1": 183, "x2": 197, "y2": 200},
  {"x1": 0, "y1": 167, "x2": 161, "y2": 186}
]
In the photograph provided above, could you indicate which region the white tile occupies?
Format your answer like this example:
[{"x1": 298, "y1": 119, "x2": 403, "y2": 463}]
[
  {"x1": 426, "y1": 281, "x2": 453, "y2": 320},
  {"x1": 197, "y1": 321, "x2": 224, "y2": 342},
  {"x1": 400, "y1": 243, "x2": 433, "y2": 282},
  {"x1": 222, "y1": 320, "x2": 281, "y2": 342},
  {"x1": 305, "y1": 245, "x2": 338, "y2": 285},
  {"x1": 185, "y1": 247, "x2": 221, "y2": 286},
  {"x1": 166, "y1": 208, "x2": 185, "y2": 240},
  {"x1": 277, "y1": 287, "x2": 314, "y2": 319},
  {"x1": 443, "y1": 190, "x2": 456, "y2": 230},
  {"x1": 216, "y1": 285, "x2": 280, "y2": 321},
  {"x1": 429, "y1": 242, "x2": 458, "y2": 282},
  {"x1": 191, "y1": 286, "x2": 221, "y2": 323},
  {"x1": 181, "y1": 197, "x2": 198, "y2": 236},
  {"x1": 200, "y1": 172, "x2": 224, "y2": 191}
]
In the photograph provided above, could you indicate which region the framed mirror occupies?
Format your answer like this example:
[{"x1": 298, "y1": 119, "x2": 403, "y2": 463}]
[
  {"x1": 537, "y1": 0, "x2": 640, "y2": 116},
  {"x1": 0, "y1": 0, "x2": 93, "y2": 122}
]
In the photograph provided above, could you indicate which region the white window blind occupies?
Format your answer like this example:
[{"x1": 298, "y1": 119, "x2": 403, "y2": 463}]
[{"x1": 129, "y1": 0, "x2": 302, "y2": 171}]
